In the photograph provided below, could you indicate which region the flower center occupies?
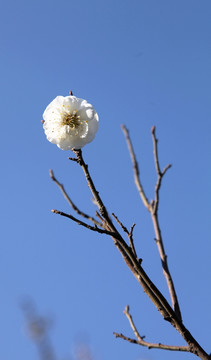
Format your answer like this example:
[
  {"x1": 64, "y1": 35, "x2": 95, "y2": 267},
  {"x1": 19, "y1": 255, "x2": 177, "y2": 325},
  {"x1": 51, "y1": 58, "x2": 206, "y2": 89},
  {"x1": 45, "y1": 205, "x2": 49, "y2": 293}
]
[{"x1": 62, "y1": 110, "x2": 81, "y2": 129}]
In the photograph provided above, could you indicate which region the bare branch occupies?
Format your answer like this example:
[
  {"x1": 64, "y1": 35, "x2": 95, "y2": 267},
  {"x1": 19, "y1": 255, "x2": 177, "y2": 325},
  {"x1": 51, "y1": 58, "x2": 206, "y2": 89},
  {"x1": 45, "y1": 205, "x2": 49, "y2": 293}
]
[
  {"x1": 151, "y1": 125, "x2": 161, "y2": 175},
  {"x1": 114, "y1": 305, "x2": 189, "y2": 352},
  {"x1": 151, "y1": 126, "x2": 172, "y2": 214},
  {"x1": 49, "y1": 169, "x2": 102, "y2": 227},
  {"x1": 128, "y1": 223, "x2": 137, "y2": 258},
  {"x1": 51, "y1": 209, "x2": 117, "y2": 237},
  {"x1": 70, "y1": 150, "x2": 143, "y2": 269},
  {"x1": 69, "y1": 156, "x2": 78, "y2": 162},
  {"x1": 57, "y1": 146, "x2": 211, "y2": 359},
  {"x1": 150, "y1": 126, "x2": 182, "y2": 321},
  {"x1": 72, "y1": 149, "x2": 119, "y2": 235},
  {"x1": 121, "y1": 125, "x2": 150, "y2": 210},
  {"x1": 70, "y1": 151, "x2": 174, "y2": 322},
  {"x1": 114, "y1": 332, "x2": 190, "y2": 352},
  {"x1": 112, "y1": 213, "x2": 137, "y2": 258},
  {"x1": 112, "y1": 213, "x2": 129, "y2": 234},
  {"x1": 96, "y1": 211, "x2": 103, "y2": 221},
  {"x1": 122, "y1": 124, "x2": 182, "y2": 321},
  {"x1": 114, "y1": 332, "x2": 189, "y2": 352}
]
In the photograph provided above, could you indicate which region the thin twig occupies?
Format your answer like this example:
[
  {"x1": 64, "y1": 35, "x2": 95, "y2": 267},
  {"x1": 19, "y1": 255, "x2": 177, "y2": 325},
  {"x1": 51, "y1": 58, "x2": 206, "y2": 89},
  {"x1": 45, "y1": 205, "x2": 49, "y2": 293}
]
[
  {"x1": 68, "y1": 157, "x2": 78, "y2": 162},
  {"x1": 121, "y1": 125, "x2": 150, "y2": 210},
  {"x1": 49, "y1": 169, "x2": 102, "y2": 227},
  {"x1": 51, "y1": 209, "x2": 117, "y2": 237},
  {"x1": 129, "y1": 224, "x2": 137, "y2": 258},
  {"x1": 96, "y1": 211, "x2": 103, "y2": 221},
  {"x1": 72, "y1": 149, "x2": 117, "y2": 232},
  {"x1": 115, "y1": 305, "x2": 189, "y2": 352},
  {"x1": 151, "y1": 126, "x2": 172, "y2": 214},
  {"x1": 114, "y1": 332, "x2": 189, "y2": 351},
  {"x1": 112, "y1": 213, "x2": 129, "y2": 234},
  {"x1": 112, "y1": 213, "x2": 137, "y2": 258},
  {"x1": 115, "y1": 331, "x2": 187, "y2": 351},
  {"x1": 151, "y1": 126, "x2": 182, "y2": 321}
]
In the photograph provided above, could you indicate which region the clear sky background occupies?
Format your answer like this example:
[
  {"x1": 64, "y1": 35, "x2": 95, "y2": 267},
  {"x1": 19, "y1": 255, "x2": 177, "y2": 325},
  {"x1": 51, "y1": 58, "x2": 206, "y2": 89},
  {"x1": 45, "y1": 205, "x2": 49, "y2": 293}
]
[{"x1": 0, "y1": 0, "x2": 211, "y2": 359}]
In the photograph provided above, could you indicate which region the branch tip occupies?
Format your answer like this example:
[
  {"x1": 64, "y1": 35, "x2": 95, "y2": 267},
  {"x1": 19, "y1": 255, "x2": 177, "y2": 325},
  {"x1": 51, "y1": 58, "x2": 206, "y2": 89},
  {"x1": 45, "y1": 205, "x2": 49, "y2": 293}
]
[
  {"x1": 129, "y1": 223, "x2": 136, "y2": 235},
  {"x1": 68, "y1": 157, "x2": 78, "y2": 162},
  {"x1": 151, "y1": 125, "x2": 156, "y2": 134},
  {"x1": 162, "y1": 163, "x2": 172, "y2": 175},
  {"x1": 51, "y1": 209, "x2": 117, "y2": 236},
  {"x1": 49, "y1": 169, "x2": 54, "y2": 179}
]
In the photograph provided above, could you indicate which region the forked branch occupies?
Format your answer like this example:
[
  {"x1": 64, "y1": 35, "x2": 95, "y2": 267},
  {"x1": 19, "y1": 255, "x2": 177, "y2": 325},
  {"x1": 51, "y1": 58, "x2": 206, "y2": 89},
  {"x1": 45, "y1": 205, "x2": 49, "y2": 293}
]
[
  {"x1": 112, "y1": 213, "x2": 137, "y2": 258},
  {"x1": 49, "y1": 169, "x2": 102, "y2": 227},
  {"x1": 122, "y1": 124, "x2": 182, "y2": 321},
  {"x1": 114, "y1": 305, "x2": 189, "y2": 352}
]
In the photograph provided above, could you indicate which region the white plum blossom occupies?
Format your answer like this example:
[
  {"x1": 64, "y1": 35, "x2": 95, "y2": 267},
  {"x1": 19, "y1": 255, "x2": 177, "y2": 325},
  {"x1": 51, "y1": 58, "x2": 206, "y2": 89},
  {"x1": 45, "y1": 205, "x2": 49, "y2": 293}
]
[{"x1": 43, "y1": 95, "x2": 99, "y2": 150}]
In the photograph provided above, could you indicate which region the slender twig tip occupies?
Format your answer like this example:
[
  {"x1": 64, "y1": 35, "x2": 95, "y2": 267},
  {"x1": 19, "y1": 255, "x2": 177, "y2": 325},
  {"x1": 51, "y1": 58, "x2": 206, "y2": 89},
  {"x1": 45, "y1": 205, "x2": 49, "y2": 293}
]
[
  {"x1": 49, "y1": 169, "x2": 54, "y2": 178},
  {"x1": 51, "y1": 209, "x2": 56, "y2": 213},
  {"x1": 151, "y1": 125, "x2": 156, "y2": 134},
  {"x1": 69, "y1": 90, "x2": 73, "y2": 96}
]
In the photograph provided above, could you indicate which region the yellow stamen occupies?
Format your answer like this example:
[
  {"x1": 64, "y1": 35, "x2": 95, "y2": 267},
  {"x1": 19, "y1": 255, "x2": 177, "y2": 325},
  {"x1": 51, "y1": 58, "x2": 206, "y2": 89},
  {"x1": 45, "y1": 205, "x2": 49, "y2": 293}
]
[{"x1": 62, "y1": 110, "x2": 81, "y2": 129}]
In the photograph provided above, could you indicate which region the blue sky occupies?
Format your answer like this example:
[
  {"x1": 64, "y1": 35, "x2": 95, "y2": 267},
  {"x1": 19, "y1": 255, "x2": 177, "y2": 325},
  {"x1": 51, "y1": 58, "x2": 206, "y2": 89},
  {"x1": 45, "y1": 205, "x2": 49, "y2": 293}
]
[{"x1": 0, "y1": 0, "x2": 211, "y2": 359}]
